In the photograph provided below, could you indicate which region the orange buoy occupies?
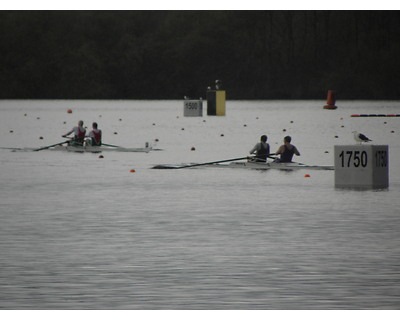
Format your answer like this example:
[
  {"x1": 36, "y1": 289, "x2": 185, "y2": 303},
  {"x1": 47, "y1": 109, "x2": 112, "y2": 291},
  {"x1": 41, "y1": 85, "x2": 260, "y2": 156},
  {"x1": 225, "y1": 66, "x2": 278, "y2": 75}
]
[
  {"x1": 67, "y1": 109, "x2": 73, "y2": 114},
  {"x1": 304, "y1": 174, "x2": 311, "y2": 178},
  {"x1": 323, "y1": 90, "x2": 338, "y2": 110},
  {"x1": 130, "y1": 169, "x2": 136, "y2": 173}
]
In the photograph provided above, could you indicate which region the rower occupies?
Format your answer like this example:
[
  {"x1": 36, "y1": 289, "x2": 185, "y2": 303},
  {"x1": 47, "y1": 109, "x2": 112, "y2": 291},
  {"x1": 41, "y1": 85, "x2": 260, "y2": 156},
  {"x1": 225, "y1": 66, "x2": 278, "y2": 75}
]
[
  {"x1": 87, "y1": 122, "x2": 102, "y2": 146},
  {"x1": 274, "y1": 136, "x2": 300, "y2": 162},
  {"x1": 249, "y1": 135, "x2": 270, "y2": 162},
  {"x1": 62, "y1": 120, "x2": 86, "y2": 146}
]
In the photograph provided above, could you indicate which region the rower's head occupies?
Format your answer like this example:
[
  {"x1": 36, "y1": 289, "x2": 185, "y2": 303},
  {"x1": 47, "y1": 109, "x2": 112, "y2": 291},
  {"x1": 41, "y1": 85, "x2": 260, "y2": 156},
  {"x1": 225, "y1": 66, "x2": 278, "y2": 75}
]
[
  {"x1": 284, "y1": 136, "x2": 292, "y2": 143},
  {"x1": 92, "y1": 122, "x2": 98, "y2": 129},
  {"x1": 261, "y1": 135, "x2": 267, "y2": 142},
  {"x1": 78, "y1": 120, "x2": 84, "y2": 127}
]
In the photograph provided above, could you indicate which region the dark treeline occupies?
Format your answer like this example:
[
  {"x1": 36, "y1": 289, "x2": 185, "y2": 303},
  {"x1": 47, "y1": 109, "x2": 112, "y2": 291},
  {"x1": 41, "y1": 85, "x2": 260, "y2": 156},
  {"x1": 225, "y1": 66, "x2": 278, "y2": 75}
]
[{"x1": 1, "y1": 11, "x2": 400, "y2": 100}]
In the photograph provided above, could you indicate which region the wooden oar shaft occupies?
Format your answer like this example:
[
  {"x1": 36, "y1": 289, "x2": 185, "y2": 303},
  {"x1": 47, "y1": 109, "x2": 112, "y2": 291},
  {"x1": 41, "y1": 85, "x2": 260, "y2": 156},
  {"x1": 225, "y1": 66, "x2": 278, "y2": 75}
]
[
  {"x1": 33, "y1": 140, "x2": 70, "y2": 151},
  {"x1": 163, "y1": 156, "x2": 250, "y2": 169},
  {"x1": 102, "y1": 143, "x2": 122, "y2": 148}
]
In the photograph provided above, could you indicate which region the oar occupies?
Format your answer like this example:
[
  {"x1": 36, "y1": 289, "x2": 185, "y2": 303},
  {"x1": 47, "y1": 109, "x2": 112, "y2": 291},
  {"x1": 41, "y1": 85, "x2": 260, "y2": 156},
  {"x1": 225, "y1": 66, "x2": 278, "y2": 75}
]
[
  {"x1": 152, "y1": 156, "x2": 250, "y2": 169},
  {"x1": 33, "y1": 140, "x2": 70, "y2": 151},
  {"x1": 249, "y1": 154, "x2": 277, "y2": 161},
  {"x1": 102, "y1": 143, "x2": 123, "y2": 148},
  {"x1": 103, "y1": 142, "x2": 152, "y2": 150}
]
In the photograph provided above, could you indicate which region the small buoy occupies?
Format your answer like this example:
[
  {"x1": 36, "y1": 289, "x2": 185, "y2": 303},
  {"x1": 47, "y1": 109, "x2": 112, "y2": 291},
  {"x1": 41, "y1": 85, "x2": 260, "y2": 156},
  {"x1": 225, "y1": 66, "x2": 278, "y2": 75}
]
[
  {"x1": 37, "y1": 117, "x2": 40, "y2": 120},
  {"x1": 244, "y1": 124, "x2": 247, "y2": 127},
  {"x1": 114, "y1": 132, "x2": 118, "y2": 135},
  {"x1": 334, "y1": 135, "x2": 339, "y2": 138},
  {"x1": 391, "y1": 130, "x2": 395, "y2": 133},
  {"x1": 130, "y1": 169, "x2": 136, "y2": 173},
  {"x1": 304, "y1": 174, "x2": 311, "y2": 178},
  {"x1": 67, "y1": 109, "x2": 73, "y2": 114},
  {"x1": 155, "y1": 138, "x2": 159, "y2": 142},
  {"x1": 119, "y1": 119, "x2": 122, "y2": 121},
  {"x1": 290, "y1": 120, "x2": 294, "y2": 123},
  {"x1": 39, "y1": 136, "x2": 43, "y2": 140},
  {"x1": 63, "y1": 121, "x2": 66, "y2": 124},
  {"x1": 99, "y1": 115, "x2": 102, "y2": 117},
  {"x1": 324, "y1": 151, "x2": 329, "y2": 153},
  {"x1": 340, "y1": 117, "x2": 343, "y2": 120},
  {"x1": 10, "y1": 130, "x2": 13, "y2": 133},
  {"x1": 24, "y1": 113, "x2": 27, "y2": 116},
  {"x1": 341, "y1": 125, "x2": 345, "y2": 128},
  {"x1": 181, "y1": 128, "x2": 185, "y2": 131},
  {"x1": 176, "y1": 116, "x2": 180, "y2": 119},
  {"x1": 152, "y1": 123, "x2": 156, "y2": 126},
  {"x1": 384, "y1": 121, "x2": 387, "y2": 124},
  {"x1": 256, "y1": 117, "x2": 259, "y2": 120},
  {"x1": 191, "y1": 147, "x2": 196, "y2": 151},
  {"x1": 283, "y1": 129, "x2": 286, "y2": 132},
  {"x1": 99, "y1": 155, "x2": 104, "y2": 159},
  {"x1": 203, "y1": 120, "x2": 206, "y2": 122},
  {"x1": 220, "y1": 133, "x2": 224, "y2": 137}
]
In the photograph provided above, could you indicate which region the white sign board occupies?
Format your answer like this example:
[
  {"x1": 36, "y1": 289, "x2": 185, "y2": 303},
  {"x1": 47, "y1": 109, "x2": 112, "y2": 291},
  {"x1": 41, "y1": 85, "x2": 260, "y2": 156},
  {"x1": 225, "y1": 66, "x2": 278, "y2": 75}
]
[
  {"x1": 334, "y1": 145, "x2": 389, "y2": 189},
  {"x1": 184, "y1": 100, "x2": 203, "y2": 117}
]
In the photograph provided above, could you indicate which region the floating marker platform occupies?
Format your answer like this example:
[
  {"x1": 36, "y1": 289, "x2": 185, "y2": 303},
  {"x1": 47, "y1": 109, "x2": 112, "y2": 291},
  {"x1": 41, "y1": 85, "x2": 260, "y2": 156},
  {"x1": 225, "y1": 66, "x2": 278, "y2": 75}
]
[
  {"x1": 351, "y1": 114, "x2": 400, "y2": 117},
  {"x1": 334, "y1": 145, "x2": 389, "y2": 189}
]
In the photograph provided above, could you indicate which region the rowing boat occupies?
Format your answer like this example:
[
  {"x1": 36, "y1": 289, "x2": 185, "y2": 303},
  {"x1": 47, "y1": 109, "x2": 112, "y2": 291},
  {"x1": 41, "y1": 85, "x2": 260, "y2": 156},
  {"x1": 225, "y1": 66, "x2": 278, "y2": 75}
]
[
  {"x1": 153, "y1": 159, "x2": 334, "y2": 170},
  {"x1": 221, "y1": 161, "x2": 334, "y2": 170},
  {"x1": 51, "y1": 144, "x2": 152, "y2": 153}
]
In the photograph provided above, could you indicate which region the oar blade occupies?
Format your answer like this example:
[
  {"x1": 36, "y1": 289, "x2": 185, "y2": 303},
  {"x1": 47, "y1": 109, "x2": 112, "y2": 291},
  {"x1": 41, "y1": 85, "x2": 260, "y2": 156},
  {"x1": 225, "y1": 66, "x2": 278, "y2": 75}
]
[{"x1": 151, "y1": 164, "x2": 180, "y2": 169}]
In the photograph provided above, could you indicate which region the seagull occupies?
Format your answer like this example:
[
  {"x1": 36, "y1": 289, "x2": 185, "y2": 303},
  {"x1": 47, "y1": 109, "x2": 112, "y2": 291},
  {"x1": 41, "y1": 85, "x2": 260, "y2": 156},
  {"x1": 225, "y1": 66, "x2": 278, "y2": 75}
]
[{"x1": 353, "y1": 131, "x2": 372, "y2": 144}]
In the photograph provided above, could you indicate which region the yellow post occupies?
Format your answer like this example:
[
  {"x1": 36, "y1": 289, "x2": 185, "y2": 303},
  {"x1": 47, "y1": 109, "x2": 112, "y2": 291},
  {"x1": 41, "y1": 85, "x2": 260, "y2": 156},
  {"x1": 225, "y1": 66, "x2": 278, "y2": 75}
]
[{"x1": 216, "y1": 90, "x2": 226, "y2": 116}]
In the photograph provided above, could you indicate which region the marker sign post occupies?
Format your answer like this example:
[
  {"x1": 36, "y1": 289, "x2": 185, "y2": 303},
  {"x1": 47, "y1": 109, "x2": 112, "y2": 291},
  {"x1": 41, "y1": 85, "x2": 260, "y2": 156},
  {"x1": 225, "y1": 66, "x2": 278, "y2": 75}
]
[
  {"x1": 334, "y1": 145, "x2": 389, "y2": 189},
  {"x1": 184, "y1": 100, "x2": 203, "y2": 117}
]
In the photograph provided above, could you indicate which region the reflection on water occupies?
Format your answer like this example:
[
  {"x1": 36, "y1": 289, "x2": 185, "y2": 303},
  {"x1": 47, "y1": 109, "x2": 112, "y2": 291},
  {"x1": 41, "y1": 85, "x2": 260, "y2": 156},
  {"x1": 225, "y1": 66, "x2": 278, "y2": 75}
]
[{"x1": 0, "y1": 100, "x2": 399, "y2": 309}]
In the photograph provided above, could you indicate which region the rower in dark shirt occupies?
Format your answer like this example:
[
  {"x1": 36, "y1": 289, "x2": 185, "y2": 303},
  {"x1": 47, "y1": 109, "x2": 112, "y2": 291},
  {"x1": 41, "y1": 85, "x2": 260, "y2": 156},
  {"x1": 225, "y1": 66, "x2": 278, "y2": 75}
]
[
  {"x1": 249, "y1": 135, "x2": 270, "y2": 162},
  {"x1": 275, "y1": 136, "x2": 300, "y2": 162}
]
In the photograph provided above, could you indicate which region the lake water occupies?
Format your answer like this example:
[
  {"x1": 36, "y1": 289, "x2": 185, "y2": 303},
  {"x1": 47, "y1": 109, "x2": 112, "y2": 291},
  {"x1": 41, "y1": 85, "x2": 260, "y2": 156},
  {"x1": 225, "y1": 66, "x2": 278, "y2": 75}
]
[{"x1": 0, "y1": 100, "x2": 399, "y2": 309}]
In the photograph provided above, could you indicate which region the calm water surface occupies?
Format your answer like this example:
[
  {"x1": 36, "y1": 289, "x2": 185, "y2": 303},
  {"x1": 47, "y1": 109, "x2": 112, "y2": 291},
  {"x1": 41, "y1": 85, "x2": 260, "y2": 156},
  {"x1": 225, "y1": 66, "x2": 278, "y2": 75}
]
[{"x1": 0, "y1": 100, "x2": 399, "y2": 309}]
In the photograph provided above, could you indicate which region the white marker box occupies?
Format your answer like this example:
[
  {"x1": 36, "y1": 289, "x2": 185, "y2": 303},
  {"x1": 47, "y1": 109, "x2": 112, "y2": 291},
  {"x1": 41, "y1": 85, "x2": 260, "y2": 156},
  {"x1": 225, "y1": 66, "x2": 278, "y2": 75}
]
[
  {"x1": 334, "y1": 145, "x2": 389, "y2": 189},
  {"x1": 184, "y1": 100, "x2": 203, "y2": 117}
]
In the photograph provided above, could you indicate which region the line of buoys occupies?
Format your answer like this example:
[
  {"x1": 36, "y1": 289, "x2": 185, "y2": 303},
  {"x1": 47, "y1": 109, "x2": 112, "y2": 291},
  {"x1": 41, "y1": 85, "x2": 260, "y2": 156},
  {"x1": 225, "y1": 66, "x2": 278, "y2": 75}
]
[{"x1": 351, "y1": 114, "x2": 400, "y2": 117}]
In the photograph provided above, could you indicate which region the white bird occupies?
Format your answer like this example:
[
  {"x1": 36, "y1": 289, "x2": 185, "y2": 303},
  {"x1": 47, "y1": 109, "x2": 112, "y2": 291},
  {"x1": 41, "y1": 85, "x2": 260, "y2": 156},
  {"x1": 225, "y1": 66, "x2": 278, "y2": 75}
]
[{"x1": 353, "y1": 131, "x2": 372, "y2": 144}]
